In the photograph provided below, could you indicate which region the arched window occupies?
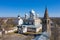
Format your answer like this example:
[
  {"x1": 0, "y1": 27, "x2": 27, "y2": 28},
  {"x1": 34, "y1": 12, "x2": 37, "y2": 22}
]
[
  {"x1": 29, "y1": 22, "x2": 32, "y2": 24},
  {"x1": 48, "y1": 20, "x2": 49, "y2": 24}
]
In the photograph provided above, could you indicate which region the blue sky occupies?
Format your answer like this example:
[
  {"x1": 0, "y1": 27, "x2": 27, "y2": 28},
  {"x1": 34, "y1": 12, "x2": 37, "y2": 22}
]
[{"x1": 0, "y1": 0, "x2": 60, "y2": 17}]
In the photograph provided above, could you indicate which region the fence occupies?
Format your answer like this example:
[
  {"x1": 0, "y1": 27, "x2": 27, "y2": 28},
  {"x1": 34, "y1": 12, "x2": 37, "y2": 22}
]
[{"x1": 0, "y1": 27, "x2": 17, "y2": 35}]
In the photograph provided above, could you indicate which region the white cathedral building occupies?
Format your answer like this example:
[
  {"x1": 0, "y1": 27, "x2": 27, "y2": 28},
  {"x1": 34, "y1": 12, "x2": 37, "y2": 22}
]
[
  {"x1": 17, "y1": 9, "x2": 42, "y2": 34},
  {"x1": 17, "y1": 8, "x2": 52, "y2": 36}
]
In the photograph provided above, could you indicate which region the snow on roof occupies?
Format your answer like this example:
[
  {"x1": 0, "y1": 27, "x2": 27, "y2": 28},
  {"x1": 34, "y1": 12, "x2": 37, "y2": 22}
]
[
  {"x1": 22, "y1": 24, "x2": 42, "y2": 28},
  {"x1": 32, "y1": 32, "x2": 50, "y2": 40}
]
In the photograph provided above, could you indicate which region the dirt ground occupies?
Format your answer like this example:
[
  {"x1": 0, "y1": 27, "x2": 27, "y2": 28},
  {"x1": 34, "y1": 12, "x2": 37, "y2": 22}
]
[{"x1": 0, "y1": 33, "x2": 34, "y2": 40}]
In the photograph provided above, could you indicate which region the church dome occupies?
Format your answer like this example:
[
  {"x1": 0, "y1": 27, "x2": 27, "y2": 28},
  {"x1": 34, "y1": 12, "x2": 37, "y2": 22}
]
[
  {"x1": 30, "y1": 9, "x2": 35, "y2": 15},
  {"x1": 25, "y1": 13, "x2": 29, "y2": 19},
  {"x1": 25, "y1": 13, "x2": 28, "y2": 16},
  {"x1": 18, "y1": 15, "x2": 21, "y2": 19}
]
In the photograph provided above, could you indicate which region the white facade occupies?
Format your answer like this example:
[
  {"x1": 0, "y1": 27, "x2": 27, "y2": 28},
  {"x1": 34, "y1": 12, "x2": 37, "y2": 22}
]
[
  {"x1": 36, "y1": 25, "x2": 42, "y2": 32},
  {"x1": 17, "y1": 9, "x2": 42, "y2": 34},
  {"x1": 18, "y1": 16, "x2": 23, "y2": 26},
  {"x1": 23, "y1": 27, "x2": 27, "y2": 33}
]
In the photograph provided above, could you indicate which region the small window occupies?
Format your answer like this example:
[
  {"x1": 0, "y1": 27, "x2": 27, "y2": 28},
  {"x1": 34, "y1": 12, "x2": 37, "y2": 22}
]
[
  {"x1": 48, "y1": 20, "x2": 49, "y2": 24},
  {"x1": 26, "y1": 22, "x2": 28, "y2": 24},
  {"x1": 44, "y1": 20, "x2": 46, "y2": 24},
  {"x1": 32, "y1": 22, "x2": 33, "y2": 24},
  {"x1": 51, "y1": 23, "x2": 53, "y2": 26},
  {"x1": 29, "y1": 22, "x2": 32, "y2": 24},
  {"x1": 28, "y1": 22, "x2": 33, "y2": 25}
]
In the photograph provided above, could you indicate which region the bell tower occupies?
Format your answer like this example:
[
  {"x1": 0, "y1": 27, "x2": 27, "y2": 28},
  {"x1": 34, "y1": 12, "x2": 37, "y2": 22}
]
[{"x1": 42, "y1": 8, "x2": 51, "y2": 36}]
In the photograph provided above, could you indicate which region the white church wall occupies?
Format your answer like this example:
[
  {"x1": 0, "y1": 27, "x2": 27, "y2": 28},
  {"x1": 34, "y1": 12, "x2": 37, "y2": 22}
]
[
  {"x1": 36, "y1": 25, "x2": 42, "y2": 32},
  {"x1": 18, "y1": 19, "x2": 23, "y2": 25},
  {"x1": 23, "y1": 27, "x2": 27, "y2": 33}
]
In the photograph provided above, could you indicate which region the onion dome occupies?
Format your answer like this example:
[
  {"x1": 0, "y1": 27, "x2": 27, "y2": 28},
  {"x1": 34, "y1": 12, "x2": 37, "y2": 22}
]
[
  {"x1": 25, "y1": 13, "x2": 28, "y2": 16},
  {"x1": 18, "y1": 15, "x2": 21, "y2": 19},
  {"x1": 30, "y1": 9, "x2": 35, "y2": 16},
  {"x1": 25, "y1": 13, "x2": 29, "y2": 19}
]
